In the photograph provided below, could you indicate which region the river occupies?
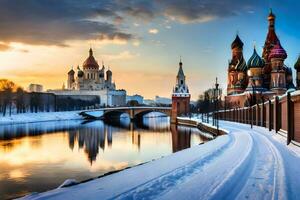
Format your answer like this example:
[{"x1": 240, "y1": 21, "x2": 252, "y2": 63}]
[{"x1": 0, "y1": 114, "x2": 212, "y2": 199}]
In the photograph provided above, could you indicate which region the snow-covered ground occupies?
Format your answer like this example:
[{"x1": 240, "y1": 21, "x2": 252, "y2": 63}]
[
  {"x1": 20, "y1": 118, "x2": 300, "y2": 200},
  {"x1": 0, "y1": 111, "x2": 83, "y2": 125}
]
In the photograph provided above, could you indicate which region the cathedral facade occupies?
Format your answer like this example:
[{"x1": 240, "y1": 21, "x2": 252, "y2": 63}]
[
  {"x1": 67, "y1": 48, "x2": 116, "y2": 91},
  {"x1": 226, "y1": 10, "x2": 296, "y2": 107},
  {"x1": 49, "y1": 48, "x2": 126, "y2": 107}
]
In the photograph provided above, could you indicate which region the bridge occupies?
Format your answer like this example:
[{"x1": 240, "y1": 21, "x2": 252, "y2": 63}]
[{"x1": 79, "y1": 106, "x2": 172, "y2": 121}]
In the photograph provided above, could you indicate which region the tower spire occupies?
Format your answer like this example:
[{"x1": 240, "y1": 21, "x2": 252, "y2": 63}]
[{"x1": 179, "y1": 56, "x2": 182, "y2": 66}]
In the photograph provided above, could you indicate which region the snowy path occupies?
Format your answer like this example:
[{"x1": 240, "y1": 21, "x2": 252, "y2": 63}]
[{"x1": 21, "y1": 120, "x2": 300, "y2": 200}]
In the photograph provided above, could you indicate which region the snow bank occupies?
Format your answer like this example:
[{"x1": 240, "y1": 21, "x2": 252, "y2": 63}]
[
  {"x1": 19, "y1": 118, "x2": 300, "y2": 200},
  {"x1": 0, "y1": 111, "x2": 83, "y2": 125}
]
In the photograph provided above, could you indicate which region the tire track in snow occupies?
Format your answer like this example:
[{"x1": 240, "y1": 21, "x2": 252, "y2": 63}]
[
  {"x1": 220, "y1": 122, "x2": 287, "y2": 200},
  {"x1": 108, "y1": 134, "x2": 235, "y2": 200}
]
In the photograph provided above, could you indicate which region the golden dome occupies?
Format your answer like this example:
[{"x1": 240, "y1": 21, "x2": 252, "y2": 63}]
[{"x1": 83, "y1": 48, "x2": 99, "y2": 69}]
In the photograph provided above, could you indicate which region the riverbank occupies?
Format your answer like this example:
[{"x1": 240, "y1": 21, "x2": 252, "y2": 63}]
[
  {"x1": 21, "y1": 117, "x2": 300, "y2": 200},
  {"x1": 0, "y1": 111, "x2": 83, "y2": 125}
]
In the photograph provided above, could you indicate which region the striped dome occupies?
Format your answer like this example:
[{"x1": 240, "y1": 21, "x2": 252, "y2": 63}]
[
  {"x1": 236, "y1": 58, "x2": 247, "y2": 72},
  {"x1": 269, "y1": 42, "x2": 287, "y2": 60},
  {"x1": 247, "y1": 48, "x2": 264, "y2": 68}
]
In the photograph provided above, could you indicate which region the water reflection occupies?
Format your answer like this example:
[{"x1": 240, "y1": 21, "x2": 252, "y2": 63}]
[{"x1": 0, "y1": 116, "x2": 212, "y2": 199}]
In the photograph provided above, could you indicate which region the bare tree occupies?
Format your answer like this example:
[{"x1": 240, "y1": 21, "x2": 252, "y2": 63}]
[
  {"x1": 0, "y1": 79, "x2": 16, "y2": 116},
  {"x1": 16, "y1": 87, "x2": 25, "y2": 113}
]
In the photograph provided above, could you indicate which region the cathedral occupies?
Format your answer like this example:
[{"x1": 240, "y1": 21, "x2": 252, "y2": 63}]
[
  {"x1": 67, "y1": 48, "x2": 116, "y2": 91},
  {"x1": 49, "y1": 48, "x2": 126, "y2": 107},
  {"x1": 226, "y1": 10, "x2": 296, "y2": 107}
]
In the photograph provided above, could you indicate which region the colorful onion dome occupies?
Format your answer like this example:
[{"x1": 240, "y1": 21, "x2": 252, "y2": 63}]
[
  {"x1": 247, "y1": 48, "x2": 264, "y2": 68},
  {"x1": 83, "y1": 48, "x2": 99, "y2": 69},
  {"x1": 231, "y1": 34, "x2": 244, "y2": 49},
  {"x1": 236, "y1": 58, "x2": 247, "y2": 72},
  {"x1": 294, "y1": 55, "x2": 300, "y2": 70},
  {"x1": 269, "y1": 41, "x2": 287, "y2": 60}
]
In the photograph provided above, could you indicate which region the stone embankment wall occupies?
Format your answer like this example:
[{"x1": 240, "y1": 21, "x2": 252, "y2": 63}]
[{"x1": 177, "y1": 118, "x2": 226, "y2": 136}]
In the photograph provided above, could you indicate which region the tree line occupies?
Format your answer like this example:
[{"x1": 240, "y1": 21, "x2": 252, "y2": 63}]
[{"x1": 0, "y1": 79, "x2": 100, "y2": 116}]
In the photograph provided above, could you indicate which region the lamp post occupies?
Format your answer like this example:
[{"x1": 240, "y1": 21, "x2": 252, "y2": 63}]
[{"x1": 214, "y1": 77, "x2": 219, "y2": 131}]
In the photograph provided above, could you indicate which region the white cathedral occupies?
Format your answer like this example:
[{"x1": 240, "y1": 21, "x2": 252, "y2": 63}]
[
  {"x1": 49, "y1": 48, "x2": 126, "y2": 106},
  {"x1": 67, "y1": 48, "x2": 116, "y2": 91}
]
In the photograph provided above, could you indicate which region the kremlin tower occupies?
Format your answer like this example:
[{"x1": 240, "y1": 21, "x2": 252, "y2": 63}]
[{"x1": 171, "y1": 59, "x2": 191, "y2": 123}]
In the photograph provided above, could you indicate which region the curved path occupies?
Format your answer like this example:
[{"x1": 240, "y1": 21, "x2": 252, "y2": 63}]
[{"x1": 22, "y1": 120, "x2": 300, "y2": 200}]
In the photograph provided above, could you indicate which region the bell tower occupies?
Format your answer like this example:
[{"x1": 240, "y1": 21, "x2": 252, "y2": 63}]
[{"x1": 171, "y1": 58, "x2": 191, "y2": 123}]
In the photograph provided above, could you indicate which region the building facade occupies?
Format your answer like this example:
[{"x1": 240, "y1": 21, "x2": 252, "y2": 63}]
[
  {"x1": 28, "y1": 84, "x2": 43, "y2": 92},
  {"x1": 49, "y1": 48, "x2": 126, "y2": 107},
  {"x1": 171, "y1": 59, "x2": 191, "y2": 123},
  {"x1": 226, "y1": 10, "x2": 296, "y2": 107},
  {"x1": 126, "y1": 94, "x2": 144, "y2": 105},
  {"x1": 67, "y1": 48, "x2": 115, "y2": 91}
]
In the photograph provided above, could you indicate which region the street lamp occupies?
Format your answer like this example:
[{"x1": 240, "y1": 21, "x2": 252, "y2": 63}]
[{"x1": 214, "y1": 77, "x2": 219, "y2": 131}]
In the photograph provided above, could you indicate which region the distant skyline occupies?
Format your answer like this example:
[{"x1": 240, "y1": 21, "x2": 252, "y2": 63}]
[{"x1": 1, "y1": 0, "x2": 300, "y2": 100}]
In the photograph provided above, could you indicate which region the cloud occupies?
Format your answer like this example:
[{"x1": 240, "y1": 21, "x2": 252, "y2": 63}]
[
  {"x1": 0, "y1": 43, "x2": 11, "y2": 51},
  {"x1": 0, "y1": 0, "x2": 133, "y2": 47},
  {"x1": 132, "y1": 40, "x2": 141, "y2": 46},
  {"x1": 159, "y1": 0, "x2": 259, "y2": 23},
  {"x1": 149, "y1": 29, "x2": 159, "y2": 34},
  {"x1": 102, "y1": 51, "x2": 139, "y2": 61},
  {"x1": 0, "y1": 0, "x2": 263, "y2": 47}
]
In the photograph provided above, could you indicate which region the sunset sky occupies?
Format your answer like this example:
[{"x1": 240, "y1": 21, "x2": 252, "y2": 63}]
[{"x1": 0, "y1": 0, "x2": 300, "y2": 100}]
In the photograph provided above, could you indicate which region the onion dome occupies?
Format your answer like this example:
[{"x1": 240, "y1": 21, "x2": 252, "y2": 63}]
[
  {"x1": 247, "y1": 48, "x2": 264, "y2": 68},
  {"x1": 294, "y1": 55, "x2": 300, "y2": 70},
  {"x1": 268, "y1": 9, "x2": 275, "y2": 21},
  {"x1": 78, "y1": 70, "x2": 84, "y2": 78},
  {"x1": 236, "y1": 58, "x2": 247, "y2": 72},
  {"x1": 106, "y1": 68, "x2": 112, "y2": 76},
  {"x1": 83, "y1": 48, "x2": 99, "y2": 69},
  {"x1": 269, "y1": 41, "x2": 287, "y2": 60},
  {"x1": 99, "y1": 65, "x2": 105, "y2": 78},
  {"x1": 231, "y1": 34, "x2": 244, "y2": 49},
  {"x1": 77, "y1": 66, "x2": 84, "y2": 77},
  {"x1": 68, "y1": 67, "x2": 75, "y2": 75}
]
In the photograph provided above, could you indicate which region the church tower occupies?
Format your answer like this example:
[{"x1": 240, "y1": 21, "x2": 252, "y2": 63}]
[
  {"x1": 269, "y1": 41, "x2": 287, "y2": 95},
  {"x1": 171, "y1": 59, "x2": 191, "y2": 124},
  {"x1": 262, "y1": 9, "x2": 280, "y2": 89},
  {"x1": 227, "y1": 34, "x2": 247, "y2": 95},
  {"x1": 67, "y1": 67, "x2": 75, "y2": 89}
]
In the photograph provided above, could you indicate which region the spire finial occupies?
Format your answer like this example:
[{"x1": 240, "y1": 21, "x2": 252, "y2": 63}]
[
  {"x1": 179, "y1": 56, "x2": 182, "y2": 66},
  {"x1": 236, "y1": 30, "x2": 239, "y2": 36},
  {"x1": 253, "y1": 40, "x2": 256, "y2": 50},
  {"x1": 102, "y1": 60, "x2": 104, "y2": 66}
]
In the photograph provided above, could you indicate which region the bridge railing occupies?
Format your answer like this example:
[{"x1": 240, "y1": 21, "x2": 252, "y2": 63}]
[
  {"x1": 216, "y1": 91, "x2": 300, "y2": 145},
  {"x1": 80, "y1": 106, "x2": 171, "y2": 113}
]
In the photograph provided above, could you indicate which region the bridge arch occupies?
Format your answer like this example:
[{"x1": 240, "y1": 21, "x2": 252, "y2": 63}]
[{"x1": 80, "y1": 107, "x2": 172, "y2": 121}]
